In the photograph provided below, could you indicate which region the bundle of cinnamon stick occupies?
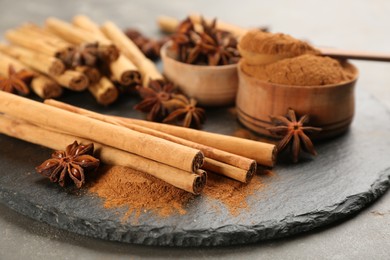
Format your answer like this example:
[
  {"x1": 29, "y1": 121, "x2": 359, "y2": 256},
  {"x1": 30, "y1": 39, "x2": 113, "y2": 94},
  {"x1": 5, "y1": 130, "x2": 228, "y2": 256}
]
[
  {"x1": 0, "y1": 91, "x2": 276, "y2": 195},
  {"x1": 0, "y1": 15, "x2": 163, "y2": 105}
]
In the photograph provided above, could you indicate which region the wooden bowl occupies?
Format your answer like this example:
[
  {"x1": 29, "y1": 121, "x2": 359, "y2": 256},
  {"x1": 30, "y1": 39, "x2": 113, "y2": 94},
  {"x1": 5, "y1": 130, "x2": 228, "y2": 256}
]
[
  {"x1": 236, "y1": 61, "x2": 359, "y2": 139},
  {"x1": 161, "y1": 42, "x2": 238, "y2": 106}
]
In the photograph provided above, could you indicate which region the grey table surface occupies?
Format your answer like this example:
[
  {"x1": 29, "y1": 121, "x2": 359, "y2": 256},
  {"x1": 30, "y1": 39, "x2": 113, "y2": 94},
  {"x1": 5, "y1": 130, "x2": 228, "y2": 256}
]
[{"x1": 0, "y1": 0, "x2": 389, "y2": 259}]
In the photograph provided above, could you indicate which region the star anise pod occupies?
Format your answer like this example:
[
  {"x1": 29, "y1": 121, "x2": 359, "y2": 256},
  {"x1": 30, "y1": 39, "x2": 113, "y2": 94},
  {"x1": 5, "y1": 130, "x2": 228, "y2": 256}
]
[
  {"x1": 134, "y1": 79, "x2": 176, "y2": 122},
  {"x1": 0, "y1": 65, "x2": 34, "y2": 95},
  {"x1": 163, "y1": 94, "x2": 206, "y2": 129},
  {"x1": 36, "y1": 141, "x2": 100, "y2": 188},
  {"x1": 267, "y1": 109, "x2": 322, "y2": 163},
  {"x1": 57, "y1": 42, "x2": 99, "y2": 68},
  {"x1": 124, "y1": 28, "x2": 169, "y2": 61}
]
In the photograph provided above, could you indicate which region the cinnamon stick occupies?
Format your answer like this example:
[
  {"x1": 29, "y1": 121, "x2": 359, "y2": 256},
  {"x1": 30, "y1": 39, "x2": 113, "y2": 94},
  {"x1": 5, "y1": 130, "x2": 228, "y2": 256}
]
[
  {"x1": 0, "y1": 43, "x2": 65, "y2": 76},
  {"x1": 0, "y1": 91, "x2": 204, "y2": 173},
  {"x1": 88, "y1": 76, "x2": 118, "y2": 106},
  {"x1": 51, "y1": 70, "x2": 89, "y2": 91},
  {"x1": 0, "y1": 52, "x2": 62, "y2": 99},
  {"x1": 115, "y1": 117, "x2": 276, "y2": 167},
  {"x1": 109, "y1": 54, "x2": 141, "y2": 86},
  {"x1": 43, "y1": 99, "x2": 257, "y2": 182},
  {"x1": 31, "y1": 76, "x2": 63, "y2": 99},
  {"x1": 0, "y1": 115, "x2": 206, "y2": 194},
  {"x1": 101, "y1": 21, "x2": 163, "y2": 85},
  {"x1": 75, "y1": 66, "x2": 101, "y2": 85},
  {"x1": 5, "y1": 27, "x2": 73, "y2": 58},
  {"x1": 72, "y1": 15, "x2": 107, "y2": 40},
  {"x1": 45, "y1": 17, "x2": 119, "y2": 62}
]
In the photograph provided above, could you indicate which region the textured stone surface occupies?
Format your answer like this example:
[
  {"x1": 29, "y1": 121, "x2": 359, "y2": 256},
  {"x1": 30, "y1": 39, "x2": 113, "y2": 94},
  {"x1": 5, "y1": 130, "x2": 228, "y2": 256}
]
[{"x1": 0, "y1": 87, "x2": 389, "y2": 246}]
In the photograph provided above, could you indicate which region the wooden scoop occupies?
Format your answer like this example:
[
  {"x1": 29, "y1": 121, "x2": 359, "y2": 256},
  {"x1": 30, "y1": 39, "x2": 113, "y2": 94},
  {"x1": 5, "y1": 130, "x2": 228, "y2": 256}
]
[{"x1": 316, "y1": 47, "x2": 390, "y2": 62}]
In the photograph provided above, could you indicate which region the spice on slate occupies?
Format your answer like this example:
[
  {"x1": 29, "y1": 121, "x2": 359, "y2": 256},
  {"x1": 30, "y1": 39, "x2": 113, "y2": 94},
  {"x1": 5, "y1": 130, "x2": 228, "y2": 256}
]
[
  {"x1": 88, "y1": 165, "x2": 265, "y2": 219},
  {"x1": 134, "y1": 79, "x2": 176, "y2": 122},
  {"x1": 124, "y1": 28, "x2": 169, "y2": 61},
  {"x1": 0, "y1": 65, "x2": 34, "y2": 95},
  {"x1": 163, "y1": 94, "x2": 206, "y2": 129},
  {"x1": 267, "y1": 109, "x2": 321, "y2": 163},
  {"x1": 36, "y1": 141, "x2": 100, "y2": 188},
  {"x1": 170, "y1": 17, "x2": 240, "y2": 66},
  {"x1": 89, "y1": 165, "x2": 195, "y2": 219}
]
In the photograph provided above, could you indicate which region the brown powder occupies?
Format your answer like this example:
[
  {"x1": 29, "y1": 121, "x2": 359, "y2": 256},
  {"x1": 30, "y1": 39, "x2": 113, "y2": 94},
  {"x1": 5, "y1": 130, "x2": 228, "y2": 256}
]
[
  {"x1": 242, "y1": 54, "x2": 355, "y2": 86},
  {"x1": 88, "y1": 165, "x2": 265, "y2": 219},
  {"x1": 203, "y1": 173, "x2": 264, "y2": 216},
  {"x1": 88, "y1": 165, "x2": 195, "y2": 218},
  {"x1": 239, "y1": 30, "x2": 319, "y2": 56}
]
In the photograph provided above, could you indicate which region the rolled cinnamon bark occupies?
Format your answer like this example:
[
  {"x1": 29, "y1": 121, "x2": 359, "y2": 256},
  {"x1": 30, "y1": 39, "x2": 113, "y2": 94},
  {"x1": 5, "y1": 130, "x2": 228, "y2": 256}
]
[
  {"x1": 0, "y1": 52, "x2": 62, "y2": 99},
  {"x1": 0, "y1": 115, "x2": 206, "y2": 194},
  {"x1": 72, "y1": 15, "x2": 107, "y2": 39},
  {"x1": 43, "y1": 99, "x2": 257, "y2": 182},
  {"x1": 31, "y1": 76, "x2": 63, "y2": 99},
  {"x1": 0, "y1": 43, "x2": 65, "y2": 76},
  {"x1": 45, "y1": 17, "x2": 119, "y2": 62},
  {"x1": 88, "y1": 76, "x2": 118, "y2": 106},
  {"x1": 75, "y1": 66, "x2": 101, "y2": 85},
  {"x1": 101, "y1": 21, "x2": 163, "y2": 85},
  {"x1": 203, "y1": 158, "x2": 254, "y2": 183},
  {"x1": 0, "y1": 91, "x2": 204, "y2": 173},
  {"x1": 51, "y1": 70, "x2": 89, "y2": 91},
  {"x1": 109, "y1": 55, "x2": 141, "y2": 86},
  {"x1": 5, "y1": 28, "x2": 74, "y2": 58}
]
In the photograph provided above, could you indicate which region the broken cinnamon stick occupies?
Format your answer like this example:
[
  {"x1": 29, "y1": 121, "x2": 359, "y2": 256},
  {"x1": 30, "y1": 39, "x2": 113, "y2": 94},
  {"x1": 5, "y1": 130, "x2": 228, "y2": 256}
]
[
  {"x1": 0, "y1": 91, "x2": 204, "y2": 173},
  {"x1": 5, "y1": 27, "x2": 73, "y2": 58},
  {"x1": 0, "y1": 43, "x2": 65, "y2": 76},
  {"x1": 0, "y1": 115, "x2": 206, "y2": 194},
  {"x1": 88, "y1": 76, "x2": 118, "y2": 106},
  {"x1": 75, "y1": 66, "x2": 101, "y2": 85},
  {"x1": 101, "y1": 21, "x2": 163, "y2": 85},
  {"x1": 51, "y1": 70, "x2": 89, "y2": 91},
  {"x1": 115, "y1": 117, "x2": 277, "y2": 167}
]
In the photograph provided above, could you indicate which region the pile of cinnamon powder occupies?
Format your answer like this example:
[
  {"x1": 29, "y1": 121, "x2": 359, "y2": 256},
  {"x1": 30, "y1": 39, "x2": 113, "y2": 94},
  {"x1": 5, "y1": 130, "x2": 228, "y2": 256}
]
[
  {"x1": 239, "y1": 30, "x2": 356, "y2": 86},
  {"x1": 242, "y1": 54, "x2": 355, "y2": 86},
  {"x1": 88, "y1": 165, "x2": 265, "y2": 219}
]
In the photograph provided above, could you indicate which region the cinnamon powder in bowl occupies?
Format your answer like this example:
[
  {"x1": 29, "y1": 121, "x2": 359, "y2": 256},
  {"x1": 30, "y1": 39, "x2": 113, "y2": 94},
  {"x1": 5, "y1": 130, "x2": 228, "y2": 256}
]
[{"x1": 236, "y1": 31, "x2": 358, "y2": 139}]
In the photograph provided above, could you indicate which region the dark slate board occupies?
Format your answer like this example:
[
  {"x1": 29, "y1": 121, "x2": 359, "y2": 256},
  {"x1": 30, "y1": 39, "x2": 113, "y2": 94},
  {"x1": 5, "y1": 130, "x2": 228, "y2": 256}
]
[{"x1": 0, "y1": 87, "x2": 389, "y2": 247}]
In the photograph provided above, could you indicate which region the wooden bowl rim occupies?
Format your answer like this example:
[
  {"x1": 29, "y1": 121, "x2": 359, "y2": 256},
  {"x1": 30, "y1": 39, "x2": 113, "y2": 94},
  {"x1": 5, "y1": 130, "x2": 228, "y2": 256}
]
[
  {"x1": 161, "y1": 41, "x2": 238, "y2": 71},
  {"x1": 238, "y1": 60, "x2": 359, "y2": 89}
]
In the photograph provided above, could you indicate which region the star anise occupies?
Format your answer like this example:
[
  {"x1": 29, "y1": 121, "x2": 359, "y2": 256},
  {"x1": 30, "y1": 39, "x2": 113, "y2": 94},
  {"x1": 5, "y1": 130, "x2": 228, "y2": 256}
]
[
  {"x1": 163, "y1": 94, "x2": 206, "y2": 129},
  {"x1": 170, "y1": 17, "x2": 240, "y2": 66},
  {"x1": 35, "y1": 141, "x2": 100, "y2": 188},
  {"x1": 0, "y1": 65, "x2": 34, "y2": 95},
  {"x1": 125, "y1": 28, "x2": 169, "y2": 61},
  {"x1": 267, "y1": 109, "x2": 322, "y2": 163},
  {"x1": 134, "y1": 79, "x2": 176, "y2": 122},
  {"x1": 57, "y1": 42, "x2": 99, "y2": 68}
]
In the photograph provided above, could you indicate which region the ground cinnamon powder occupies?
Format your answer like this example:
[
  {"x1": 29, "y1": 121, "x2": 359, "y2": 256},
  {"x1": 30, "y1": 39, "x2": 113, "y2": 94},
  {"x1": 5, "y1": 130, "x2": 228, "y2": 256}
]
[
  {"x1": 239, "y1": 30, "x2": 319, "y2": 56},
  {"x1": 88, "y1": 165, "x2": 265, "y2": 219},
  {"x1": 242, "y1": 54, "x2": 354, "y2": 86}
]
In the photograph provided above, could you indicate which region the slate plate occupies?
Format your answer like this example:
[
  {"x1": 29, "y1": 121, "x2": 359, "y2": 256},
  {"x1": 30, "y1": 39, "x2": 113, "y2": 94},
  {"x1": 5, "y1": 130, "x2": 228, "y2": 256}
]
[{"x1": 0, "y1": 87, "x2": 389, "y2": 247}]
